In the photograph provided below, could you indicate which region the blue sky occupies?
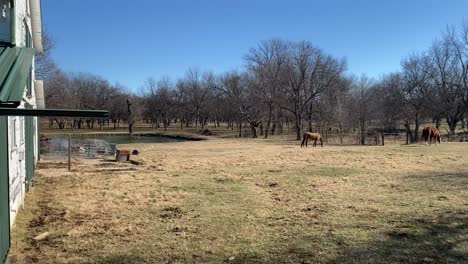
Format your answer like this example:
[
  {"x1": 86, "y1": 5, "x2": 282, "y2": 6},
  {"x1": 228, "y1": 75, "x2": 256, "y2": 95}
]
[{"x1": 42, "y1": 0, "x2": 467, "y2": 91}]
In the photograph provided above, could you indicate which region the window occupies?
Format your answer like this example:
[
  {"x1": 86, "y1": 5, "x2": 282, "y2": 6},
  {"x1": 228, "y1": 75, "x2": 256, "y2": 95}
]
[
  {"x1": 9, "y1": 117, "x2": 17, "y2": 152},
  {"x1": 19, "y1": 117, "x2": 24, "y2": 144},
  {"x1": 25, "y1": 21, "x2": 32, "y2": 48},
  {"x1": 25, "y1": 21, "x2": 32, "y2": 96},
  {"x1": 0, "y1": 0, "x2": 13, "y2": 45}
]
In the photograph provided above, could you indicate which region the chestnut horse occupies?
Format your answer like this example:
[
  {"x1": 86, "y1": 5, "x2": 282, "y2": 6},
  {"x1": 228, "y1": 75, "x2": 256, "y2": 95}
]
[
  {"x1": 301, "y1": 132, "x2": 323, "y2": 148},
  {"x1": 422, "y1": 127, "x2": 441, "y2": 145}
]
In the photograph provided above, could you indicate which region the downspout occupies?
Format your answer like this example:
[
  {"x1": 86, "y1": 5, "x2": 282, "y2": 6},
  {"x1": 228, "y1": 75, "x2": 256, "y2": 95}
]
[{"x1": 29, "y1": 0, "x2": 42, "y2": 53}]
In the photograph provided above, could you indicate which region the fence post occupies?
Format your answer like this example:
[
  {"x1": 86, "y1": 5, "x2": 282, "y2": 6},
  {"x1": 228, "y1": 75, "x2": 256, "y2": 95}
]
[{"x1": 68, "y1": 135, "x2": 71, "y2": 171}]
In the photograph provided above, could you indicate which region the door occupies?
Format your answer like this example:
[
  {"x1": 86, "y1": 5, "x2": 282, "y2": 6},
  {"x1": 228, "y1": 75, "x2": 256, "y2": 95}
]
[{"x1": 0, "y1": 116, "x2": 10, "y2": 263}]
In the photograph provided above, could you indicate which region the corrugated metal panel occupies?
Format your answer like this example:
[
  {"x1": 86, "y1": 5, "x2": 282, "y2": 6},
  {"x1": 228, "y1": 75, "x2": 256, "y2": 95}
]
[
  {"x1": 0, "y1": 116, "x2": 10, "y2": 263},
  {"x1": 0, "y1": 47, "x2": 35, "y2": 106}
]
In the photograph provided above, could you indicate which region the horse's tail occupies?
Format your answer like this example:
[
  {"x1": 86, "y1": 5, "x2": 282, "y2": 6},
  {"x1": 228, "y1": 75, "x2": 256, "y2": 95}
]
[
  {"x1": 319, "y1": 137, "x2": 323, "y2": 147},
  {"x1": 301, "y1": 133, "x2": 306, "y2": 147}
]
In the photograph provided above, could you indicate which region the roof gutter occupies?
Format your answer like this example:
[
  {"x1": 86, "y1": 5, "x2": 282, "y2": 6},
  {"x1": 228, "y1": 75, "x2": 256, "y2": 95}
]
[
  {"x1": 29, "y1": 0, "x2": 43, "y2": 53},
  {"x1": 0, "y1": 108, "x2": 109, "y2": 117}
]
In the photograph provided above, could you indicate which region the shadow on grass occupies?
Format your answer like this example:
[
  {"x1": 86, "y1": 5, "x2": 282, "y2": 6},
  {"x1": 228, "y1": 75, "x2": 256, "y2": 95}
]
[
  {"x1": 326, "y1": 169, "x2": 468, "y2": 264},
  {"x1": 327, "y1": 211, "x2": 468, "y2": 264},
  {"x1": 231, "y1": 169, "x2": 468, "y2": 263},
  {"x1": 93, "y1": 170, "x2": 468, "y2": 264},
  {"x1": 95, "y1": 253, "x2": 147, "y2": 264},
  {"x1": 404, "y1": 170, "x2": 468, "y2": 192}
]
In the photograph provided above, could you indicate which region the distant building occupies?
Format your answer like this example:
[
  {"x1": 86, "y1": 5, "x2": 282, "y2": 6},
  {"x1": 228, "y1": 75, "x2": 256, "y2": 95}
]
[{"x1": 0, "y1": 0, "x2": 43, "y2": 262}]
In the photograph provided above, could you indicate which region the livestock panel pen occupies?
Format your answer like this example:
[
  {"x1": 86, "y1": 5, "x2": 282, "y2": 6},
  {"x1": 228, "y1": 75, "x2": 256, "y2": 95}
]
[{"x1": 0, "y1": 108, "x2": 108, "y2": 264}]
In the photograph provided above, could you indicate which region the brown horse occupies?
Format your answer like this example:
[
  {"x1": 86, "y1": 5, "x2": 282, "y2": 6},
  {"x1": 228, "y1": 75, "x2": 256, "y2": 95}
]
[
  {"x1": 422, "y1": 127, "x2": 441, "y2": 145},
  {"x1": 301, "y1": 132, "x2": 323, "y2": 147}
]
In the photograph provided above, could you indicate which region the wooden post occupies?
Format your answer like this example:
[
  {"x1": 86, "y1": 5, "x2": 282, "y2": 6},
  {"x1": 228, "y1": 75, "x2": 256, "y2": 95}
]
[{"x1": 68, "y1": 135, "x2": 71, "y2": 171}]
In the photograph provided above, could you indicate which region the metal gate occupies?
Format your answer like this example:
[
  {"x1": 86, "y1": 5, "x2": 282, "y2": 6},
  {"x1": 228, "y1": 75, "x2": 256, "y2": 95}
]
[
  {"x1": 0, "y1": 116, "x2": 10, "y2": 264},
  {"x1": 25, "y1": 115, "x2": 34, "y2": 191}
]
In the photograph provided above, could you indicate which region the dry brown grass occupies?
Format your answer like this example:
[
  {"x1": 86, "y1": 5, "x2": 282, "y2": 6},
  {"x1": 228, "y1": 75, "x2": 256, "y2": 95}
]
[{"x1": 8, "y1": 137, "x2": 468, "y2": 264}]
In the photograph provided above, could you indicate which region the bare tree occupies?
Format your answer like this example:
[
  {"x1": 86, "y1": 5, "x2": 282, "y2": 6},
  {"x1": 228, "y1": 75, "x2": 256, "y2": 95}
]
[
  {"x1": 218, "y1": 72, "x2": 247, "y2": 137},
  {"x1": 374, "y1": 73, "x2": 406, "y2": 131},
  {"x1": 278, "y1": 41, "x2": 346, "y2": 140},
  {"x1": 35, "y1": 31, "x2": 58, "y2": 80},
  {"x1": 401, "y1": 53, "x2": 432, "y2": 142},
  {"x1": 246, "y1": 39, "x2": 289, "y2": 138},
  {"x1": 348, "y1": 75, "x2": 376, "y2": 144}
]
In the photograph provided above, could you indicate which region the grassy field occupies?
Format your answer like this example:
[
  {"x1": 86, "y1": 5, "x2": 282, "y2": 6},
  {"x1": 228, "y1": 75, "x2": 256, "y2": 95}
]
[{"x1": 8, "y1": 133, "x2": 468, "y2": 263}]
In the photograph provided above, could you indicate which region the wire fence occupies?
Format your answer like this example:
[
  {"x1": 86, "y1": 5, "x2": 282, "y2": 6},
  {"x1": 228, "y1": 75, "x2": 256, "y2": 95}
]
[
  {"x1": 40, "y1": 136, "x2": 117, "y2": 161},
  {"x1": 321, "y1": 133, "x2": 403, "y2": 145}
]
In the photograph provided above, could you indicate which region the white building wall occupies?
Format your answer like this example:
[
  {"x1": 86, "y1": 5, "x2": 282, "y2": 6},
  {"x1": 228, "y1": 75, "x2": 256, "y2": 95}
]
[
  {"x1": 8, "y1": 0, "x2": 38, "y2": 226},
  {"x1": 13, "y1": 0, "x2": 31, "y2": 47},
  {"x1": 8, "y1": 114, "x2": 25, "y2": 225}
]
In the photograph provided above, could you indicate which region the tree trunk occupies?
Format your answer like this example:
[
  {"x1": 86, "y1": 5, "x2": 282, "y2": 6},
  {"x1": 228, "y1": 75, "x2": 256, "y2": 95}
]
[
  {"x1": 413, "y1": 114, "x2": 420, "y2": 142},
  {"x1": 127, "y1": 99, "x2": 134, "y2": 134},
  {"x1": 264, "y1": 104, "x2": 272, "y2": 138},
  {"x1": 238, "y1": 120, "x2": 242, "y2": 138},
  {"x1": 446, "y1": 117, "x2": 458, "y2": 135},
  {"x1": 360, "y1": 120, "x2": 366, "y2": 145},
  {"x1": 195, "y1": 109, "x2": 200, "y2": 128},
  {"x1": 434, "y1": 118, "x2": 441, "y2": 129},
  {"x1": 404, "y1": 121, "x2": 412, "y2": 144},
  {"x1": 307, "y1": 103, "x2": 313, "y2": 132},
  {"x1": 250, "y1": 124, "x2": 257, "y2": 138},
  {"x1": 295, "y1": 114, "x2": 302, "y2": 141}
]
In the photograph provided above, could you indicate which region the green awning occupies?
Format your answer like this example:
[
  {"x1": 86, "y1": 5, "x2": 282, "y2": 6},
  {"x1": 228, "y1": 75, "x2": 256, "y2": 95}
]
[{"x1": 0, "y1": 47, "x2": 35, "y2": 107}]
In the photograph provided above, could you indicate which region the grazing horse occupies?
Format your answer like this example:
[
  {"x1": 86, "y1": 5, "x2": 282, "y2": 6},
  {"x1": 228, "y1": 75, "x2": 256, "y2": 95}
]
[
  {"x1": 301, "y1": 132, "x2": 323, "y2": 148},
  {"x1": 422, "y1": 127, "x2": 441, "y2": 145}
]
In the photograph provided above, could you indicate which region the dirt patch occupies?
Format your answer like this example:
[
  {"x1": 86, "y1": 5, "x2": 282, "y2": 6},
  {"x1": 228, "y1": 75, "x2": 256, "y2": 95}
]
[{"x1": 160, "y1": 207, "x2": 184, "y2": 219}]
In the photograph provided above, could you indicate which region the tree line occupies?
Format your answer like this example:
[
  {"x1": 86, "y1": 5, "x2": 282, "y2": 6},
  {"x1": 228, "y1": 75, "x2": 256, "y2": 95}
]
[{"x1": 43, "y1": 22, "x2": 468, "y2": 142}]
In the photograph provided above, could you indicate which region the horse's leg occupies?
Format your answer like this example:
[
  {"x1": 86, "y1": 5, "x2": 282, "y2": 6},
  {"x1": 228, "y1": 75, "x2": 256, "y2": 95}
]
[
  {"x1": 320, "y1": 138, "x2": 323, "y2": 147},
  {"x1": 306, "y1": 139, "x2": 308, "y2": 147},
  {"x1": 313, "y1": 140, "x2": 317, "y2": 147},
  {"x1": 301, "y1": 137, "x2": 305, "y2": 148}
]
